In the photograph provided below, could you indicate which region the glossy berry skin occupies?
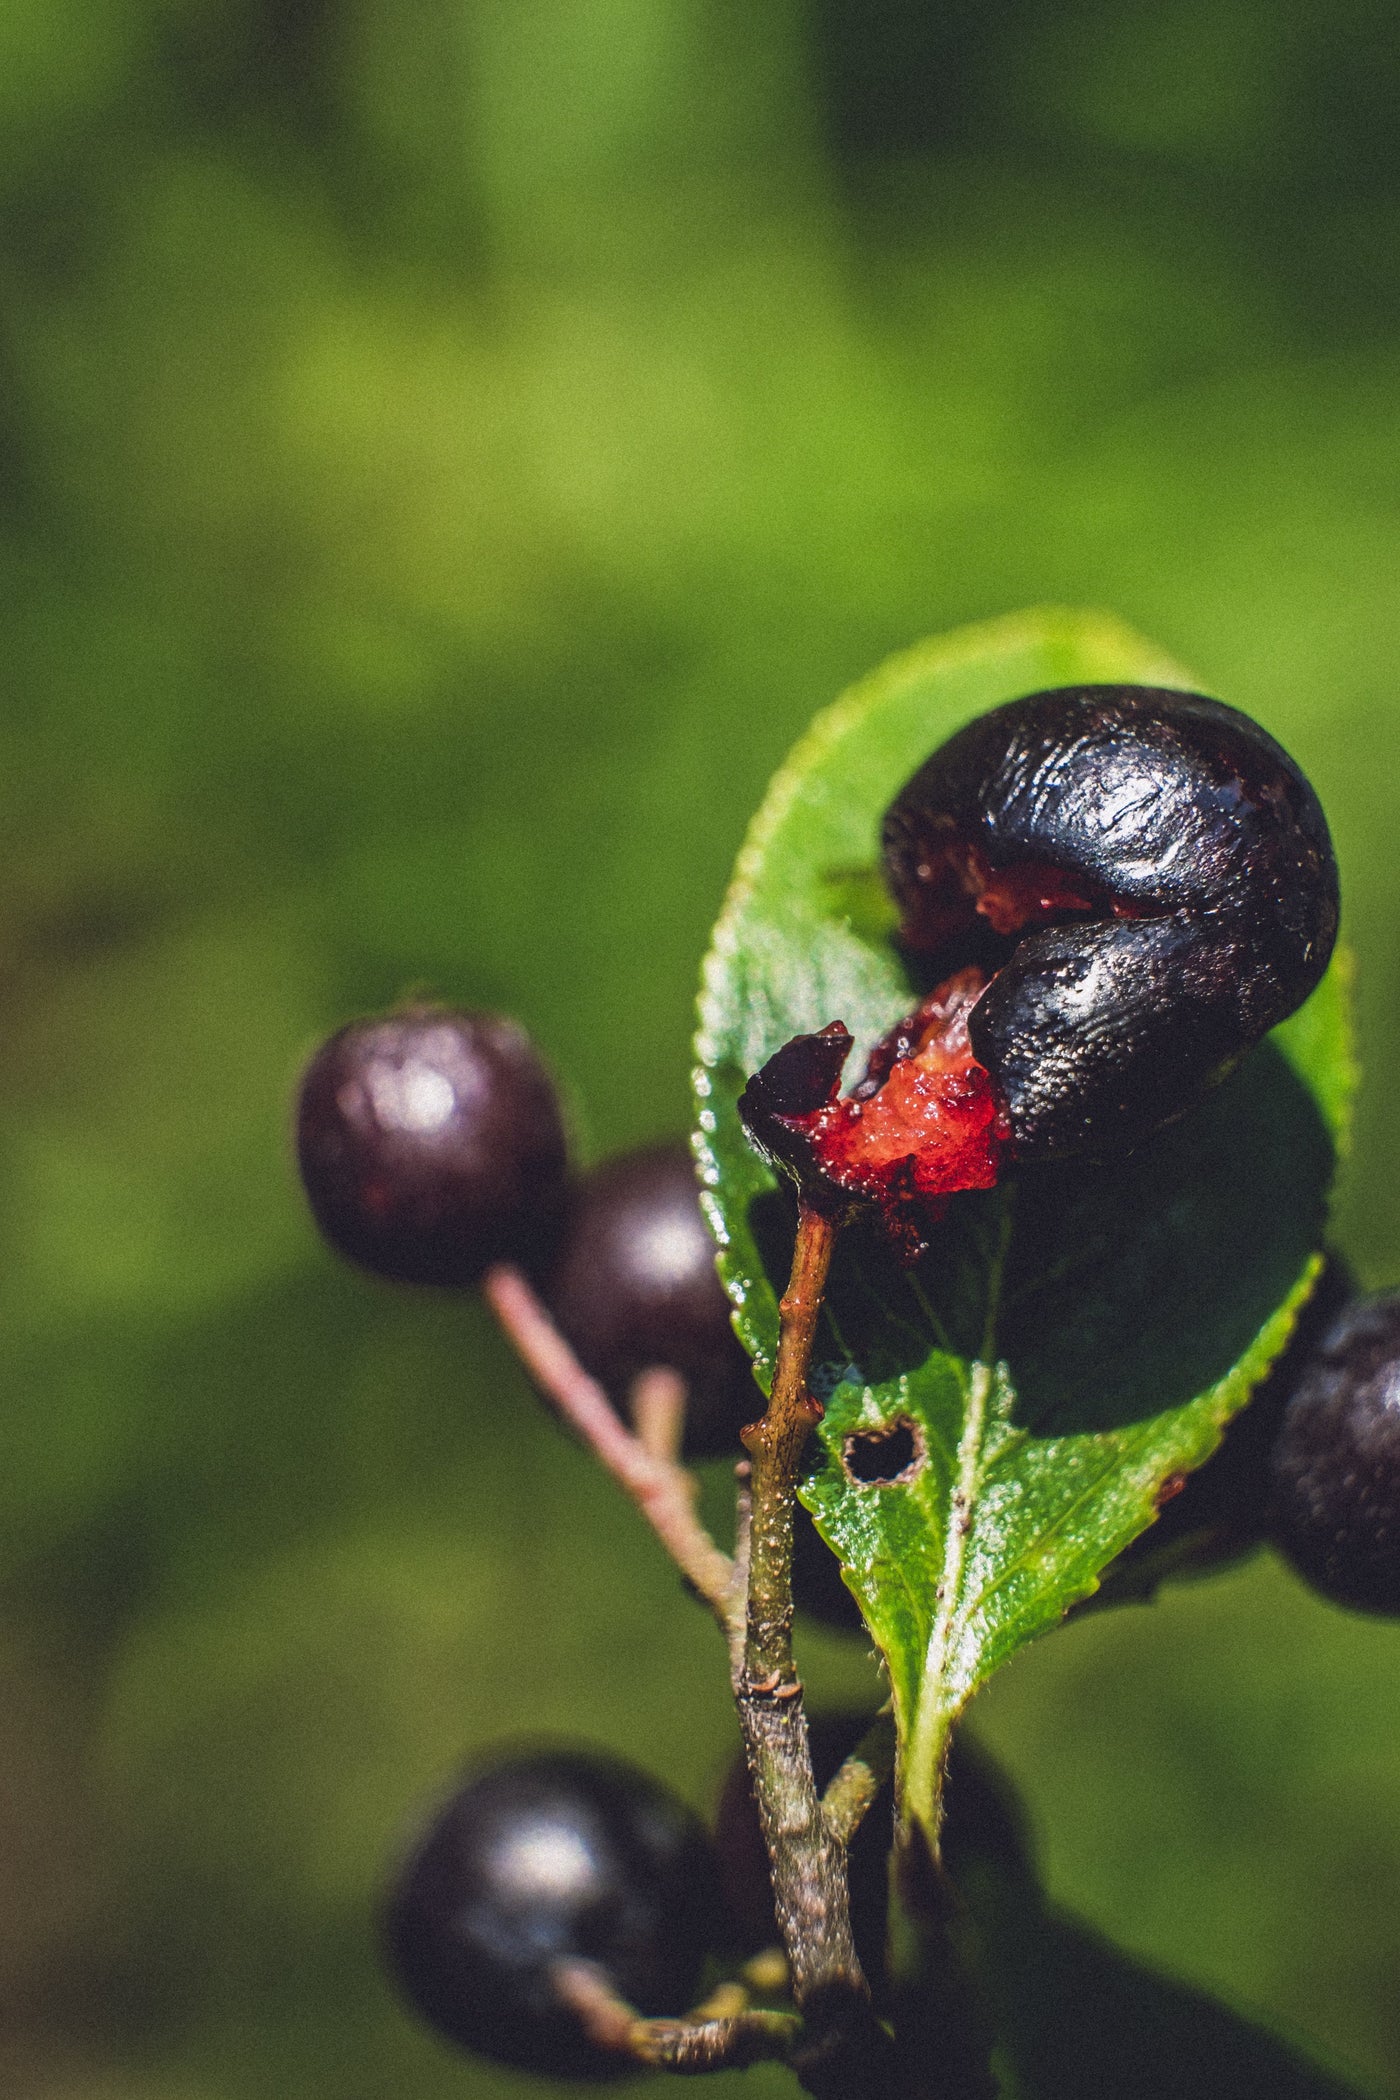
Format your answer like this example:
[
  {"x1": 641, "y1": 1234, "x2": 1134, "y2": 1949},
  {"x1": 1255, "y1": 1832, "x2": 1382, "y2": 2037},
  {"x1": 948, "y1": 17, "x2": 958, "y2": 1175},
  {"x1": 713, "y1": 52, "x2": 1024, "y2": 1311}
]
[
  {"x1": 1269, "y1": 1294, "x2": 1400, "y2": 1615},
  {"x1": 296, "y1": 1007, "x2": 569, "y2": 1287},
  {"x1": 383, "y1": 1749, "x2": 723, "y2": 2079},
  {"x1": 546, "y1": 1144, "x2": 758, "y2": 1457},
  {"x1": 882, "y1": 685, "x2": 1338, "y2": 1161},
  {"x1": 1090, "y1": 1257, "x2": 1354, "y2": 1608}
]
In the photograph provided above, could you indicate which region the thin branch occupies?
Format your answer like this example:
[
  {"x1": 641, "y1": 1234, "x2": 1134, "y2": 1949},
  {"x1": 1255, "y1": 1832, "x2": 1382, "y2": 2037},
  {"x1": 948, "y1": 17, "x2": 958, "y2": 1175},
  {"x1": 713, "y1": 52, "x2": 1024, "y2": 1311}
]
[
  {"x1": 741, "y1": 1202, "x2": 837, "y2": 1690},
  {"x1": 728, "y1": 1459, "x2": 754, "y2": 1690},
  {"x1": 822, "y1": 1709, "x2": 896, "y2": 1847},
  {"x1": 483, "y1": 1265, "x2": 734, "y2": 1617},
  {"x1": 741, "y1": 1946, "x2": 790, "y2": 1998},
  {"x1": 631, "y1": 1365, "x2": 687, "y2": 1461},
  {"x1": 553, "y1": 1962, "x2": 801, "y2": 2073},
  {"x1": 732, "y1": 1204, "x2": 894, "y2": 2097},
  {"x1": 737, "y1": 1205, "x2": 858, "y2": 2004}
]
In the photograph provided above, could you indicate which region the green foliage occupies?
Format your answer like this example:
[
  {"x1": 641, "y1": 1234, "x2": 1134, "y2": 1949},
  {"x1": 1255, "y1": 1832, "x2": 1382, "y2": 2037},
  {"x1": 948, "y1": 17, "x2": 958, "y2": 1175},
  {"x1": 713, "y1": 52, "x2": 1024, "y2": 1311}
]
[
  {"x1": 1, "y1": 5, "x2": 1399, "y2": 2096},
  {"x1": 967, "y1": 1845, "x2": 1370, "y2": 2100},
  {"x1": 696, "y1": 610, "x2": 1354, "y2": 1830}
]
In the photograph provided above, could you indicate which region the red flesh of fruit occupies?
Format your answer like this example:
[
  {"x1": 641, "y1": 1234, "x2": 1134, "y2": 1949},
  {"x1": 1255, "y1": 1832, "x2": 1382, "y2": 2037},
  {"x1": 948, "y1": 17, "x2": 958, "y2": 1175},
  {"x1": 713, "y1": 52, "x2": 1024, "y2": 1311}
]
[
  {"x1": 740, "y1": 969, "x2": 1008, "y2": 1261},
  {"x1": 740, "y1": 848, "x2": 1105, "y2": 1257},
  {"x1": 809, "y1": 970, "x2": 1003, "y2": 1203}
]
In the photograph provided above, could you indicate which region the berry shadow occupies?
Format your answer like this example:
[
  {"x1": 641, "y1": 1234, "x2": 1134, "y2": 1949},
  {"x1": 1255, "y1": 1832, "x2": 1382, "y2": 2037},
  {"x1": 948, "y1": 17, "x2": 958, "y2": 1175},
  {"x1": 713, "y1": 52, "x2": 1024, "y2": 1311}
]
[{"x1": 999, "y1": 1035, "x2": 1335, "y2": 1435}]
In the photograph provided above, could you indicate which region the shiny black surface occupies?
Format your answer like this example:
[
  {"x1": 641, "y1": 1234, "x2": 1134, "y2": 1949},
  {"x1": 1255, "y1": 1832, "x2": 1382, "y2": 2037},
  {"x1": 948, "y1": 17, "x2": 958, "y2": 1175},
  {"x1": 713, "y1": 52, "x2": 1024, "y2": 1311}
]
[
  {"x1": 1270, "y1": 1294, "x2": 1400, "y2": 1615},
  {"x1": 882, "y1": 685, "x2": 1339, "y2": 1158},
  {"x1": 546, "y1": 1143, "x2": 759, "y2": 1456},
  {"x1": 1092, "y1": 1256, "x2": 1355, "y2": 1605},
  {"x1": 296, "y1": 1006, "x2": 568, "y2": 1286},
  {"x1": 383, "y1": 1749, "x2": 722, "y2": 2078}
]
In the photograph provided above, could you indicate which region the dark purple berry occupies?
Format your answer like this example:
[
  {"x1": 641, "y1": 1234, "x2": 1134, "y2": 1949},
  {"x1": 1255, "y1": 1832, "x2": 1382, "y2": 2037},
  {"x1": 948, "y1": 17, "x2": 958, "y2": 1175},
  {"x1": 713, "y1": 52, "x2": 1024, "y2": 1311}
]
[
  {"x1": 1091, "y1": 1257, "x2": 1355, "y2": 1608},
  {"x1": 1269, "y1": 1294, "x2": 1400, "y2": 1615},
  {"x1": 881, "y1": 685, "x2": 1338, "y2": 1161},
  {"x1": 382, "y1": 1748, "x2": 723, "y2": 2079},
  {"x1": 545, "y1": 1144, "x2": 758, "y2": 1457},
  {"x1": 792, "y1": 1502, "x2": 866, "y2": 1633},
  {"x1": 296, "y1": 1007, "x2": 568, "y2": 1287}
]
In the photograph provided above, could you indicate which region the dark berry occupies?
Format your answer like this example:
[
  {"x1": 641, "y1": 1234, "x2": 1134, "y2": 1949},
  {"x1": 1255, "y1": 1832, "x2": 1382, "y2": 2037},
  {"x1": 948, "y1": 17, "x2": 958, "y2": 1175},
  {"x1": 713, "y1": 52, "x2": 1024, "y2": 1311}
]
[
  {"x1": 1269, "y1": 1293, "x2": 1400, "y2": 1615},
  {"x1": 545, "y1": 1144, "x2": 758, "y2": 1457},
  {"x1": 1091, "y1": 1256, "x2": 1355, "y2": 1608},
  {"x1": 792, "y1": 1502, "x2": 866, "y2": 1633},
  {"x1": 382, "y1": 1748, "x2": 723, "y2": 2079},
  {"x1": 739, "y1": 973, "x2": 1002, "y2": 1261},
  {"x1": 882, "y1": 684, "x2": 1338, "y2": 1162},
  {"x1": 296, "y1": 1007, "x2": 568, "y2": 1287}
]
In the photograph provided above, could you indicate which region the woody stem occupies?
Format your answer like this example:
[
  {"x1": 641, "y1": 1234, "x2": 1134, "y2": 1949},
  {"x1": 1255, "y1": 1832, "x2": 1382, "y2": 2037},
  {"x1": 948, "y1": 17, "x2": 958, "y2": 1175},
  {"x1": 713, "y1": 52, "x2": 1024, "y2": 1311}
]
[{"x1": 735, "y1": 1204, "x2": 894, "y2": 2097}]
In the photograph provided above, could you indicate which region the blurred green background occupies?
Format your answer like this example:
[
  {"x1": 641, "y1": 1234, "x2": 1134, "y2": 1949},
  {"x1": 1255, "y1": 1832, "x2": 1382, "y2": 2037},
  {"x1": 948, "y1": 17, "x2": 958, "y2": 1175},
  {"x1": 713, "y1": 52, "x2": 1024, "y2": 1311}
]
[{"x1": 2, "y1": 1, "x2": 1400, "y2": 2095}]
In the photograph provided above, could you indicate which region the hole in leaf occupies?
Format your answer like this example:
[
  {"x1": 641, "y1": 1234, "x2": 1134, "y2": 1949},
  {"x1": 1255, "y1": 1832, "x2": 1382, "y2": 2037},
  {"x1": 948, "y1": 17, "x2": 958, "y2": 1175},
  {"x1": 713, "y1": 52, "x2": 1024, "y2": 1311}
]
[{"x1": 843, "y1": 1417, "x2": 924, "y2": 1486}]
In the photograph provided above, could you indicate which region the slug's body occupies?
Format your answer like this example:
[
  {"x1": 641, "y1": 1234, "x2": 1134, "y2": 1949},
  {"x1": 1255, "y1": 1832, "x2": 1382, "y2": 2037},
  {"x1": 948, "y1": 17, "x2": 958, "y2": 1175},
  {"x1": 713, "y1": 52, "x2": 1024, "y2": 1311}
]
[
  {"x1": 882, "y1": 684, "x2": 1339, "y2": 1160},
  {"x1": 740, "y1": 685, "x2": 1339, "y2": 1251}
]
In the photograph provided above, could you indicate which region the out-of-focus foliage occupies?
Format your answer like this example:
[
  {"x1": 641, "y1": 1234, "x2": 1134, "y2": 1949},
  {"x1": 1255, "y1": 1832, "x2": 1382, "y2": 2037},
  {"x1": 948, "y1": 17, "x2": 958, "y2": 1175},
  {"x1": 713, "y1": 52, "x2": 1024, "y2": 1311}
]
[{"x1": 0, "y1": 3, "x2": 1398, "y2": 2096}]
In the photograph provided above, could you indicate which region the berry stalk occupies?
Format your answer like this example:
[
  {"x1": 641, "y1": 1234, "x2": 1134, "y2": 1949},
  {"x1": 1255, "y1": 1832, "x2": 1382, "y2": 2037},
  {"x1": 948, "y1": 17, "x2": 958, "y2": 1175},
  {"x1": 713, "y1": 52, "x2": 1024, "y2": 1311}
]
[
  {"x1": 482, "y1": 1264, "x2": 737, "y2": 1619},
  {"x1": 553, "y1": 1962, "x2": 804, "y2": 2072}
]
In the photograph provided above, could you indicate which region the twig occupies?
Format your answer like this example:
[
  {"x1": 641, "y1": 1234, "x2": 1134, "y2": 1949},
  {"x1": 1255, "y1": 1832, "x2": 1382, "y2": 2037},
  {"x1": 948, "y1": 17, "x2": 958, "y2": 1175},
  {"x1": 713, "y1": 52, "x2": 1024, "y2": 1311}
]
[
  {"x1": 733, "y1": 1204, "x2": 894, "y2": 2096},
  {"x1": 822, "y1": 1709, "x2": 896, "y2": 1847},
  {"x1": 741, "y1": 1202, "x2": 837, "y2": 1689},
  {"x1": 483, "y1": 1265, "x2": 735, "y2": 1617},
  {"x1": 631, "y1": 1365, "x2": 687, "y2": 1461},
  {"x1": 553, "y1": 1962, "x2": 802, "y2": 2073},
  {"x1": 728, "y1": 1459, "x2": 754, "y2": 1689},
  {"x1": 741, "y1": 1946, "x2": 790, "y2": 1998}
]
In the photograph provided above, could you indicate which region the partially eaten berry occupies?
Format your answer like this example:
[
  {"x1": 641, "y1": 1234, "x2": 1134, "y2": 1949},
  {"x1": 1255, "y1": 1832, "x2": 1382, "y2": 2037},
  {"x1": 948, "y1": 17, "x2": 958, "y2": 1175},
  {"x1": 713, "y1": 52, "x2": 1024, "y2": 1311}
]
[
  {"x1": 738, "y1": 970, "x2": 1005, "y2": 1260},
  {"x1": 545, "y1": 1143, "x2": 759, "y2": 1457},
  {"x1": 741, "y1": 685, "x2": 1338, "y2": 1251},
  {"x1": 382, "y1": 1748, "x2": 723, "y2": 2078},
  {"x1": 297, "y1": 1006, "x2": 569, "y2": 1287}
]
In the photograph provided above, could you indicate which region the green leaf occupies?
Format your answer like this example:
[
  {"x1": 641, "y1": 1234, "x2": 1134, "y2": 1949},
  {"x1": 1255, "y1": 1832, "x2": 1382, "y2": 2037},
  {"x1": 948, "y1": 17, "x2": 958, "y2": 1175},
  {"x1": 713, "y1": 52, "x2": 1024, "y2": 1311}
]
[
  {"x1": 693, "y1": 607, "x2": 1354, "y2": 1835},
  {"x1": 943, "y1": 1732, "x2": 1372, "y2": 2099},
  {"x1": 959, "y1": 1838, "x2": 1373, "y2": 2100}
]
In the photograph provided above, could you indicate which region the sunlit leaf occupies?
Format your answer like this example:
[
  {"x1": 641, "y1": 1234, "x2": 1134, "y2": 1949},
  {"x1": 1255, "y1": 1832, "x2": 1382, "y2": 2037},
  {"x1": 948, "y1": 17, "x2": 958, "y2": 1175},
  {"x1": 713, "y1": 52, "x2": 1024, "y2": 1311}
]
[{"x1": 694, "y1": 608, "x2": 1353, "y2": 1830}]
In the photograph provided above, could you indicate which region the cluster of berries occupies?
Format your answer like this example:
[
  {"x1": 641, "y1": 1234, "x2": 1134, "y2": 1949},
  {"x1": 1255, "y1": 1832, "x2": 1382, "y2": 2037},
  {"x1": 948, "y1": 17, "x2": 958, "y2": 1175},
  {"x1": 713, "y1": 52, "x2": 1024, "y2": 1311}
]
[
  {"x1": 293, "y1": 683, "x2": 1400, "y2": 2080},
  {"x1": 297, "y1": 1010, "x2": 757, "y2": 1455}
]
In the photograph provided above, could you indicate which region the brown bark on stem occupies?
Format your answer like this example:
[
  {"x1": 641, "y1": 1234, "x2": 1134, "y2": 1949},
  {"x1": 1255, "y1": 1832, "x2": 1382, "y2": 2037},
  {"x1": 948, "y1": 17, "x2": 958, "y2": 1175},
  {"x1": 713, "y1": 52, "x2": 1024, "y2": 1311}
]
[
  {"x1": 736, "y1": 1204, "x2": 896, "y2": 2099},
  {"x1": 822, "y1": 1710, "x2": 896, "y2": 1847},
  {"x1": 553, "y1": 1962, "x2": 802, "y2": 2072}
]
